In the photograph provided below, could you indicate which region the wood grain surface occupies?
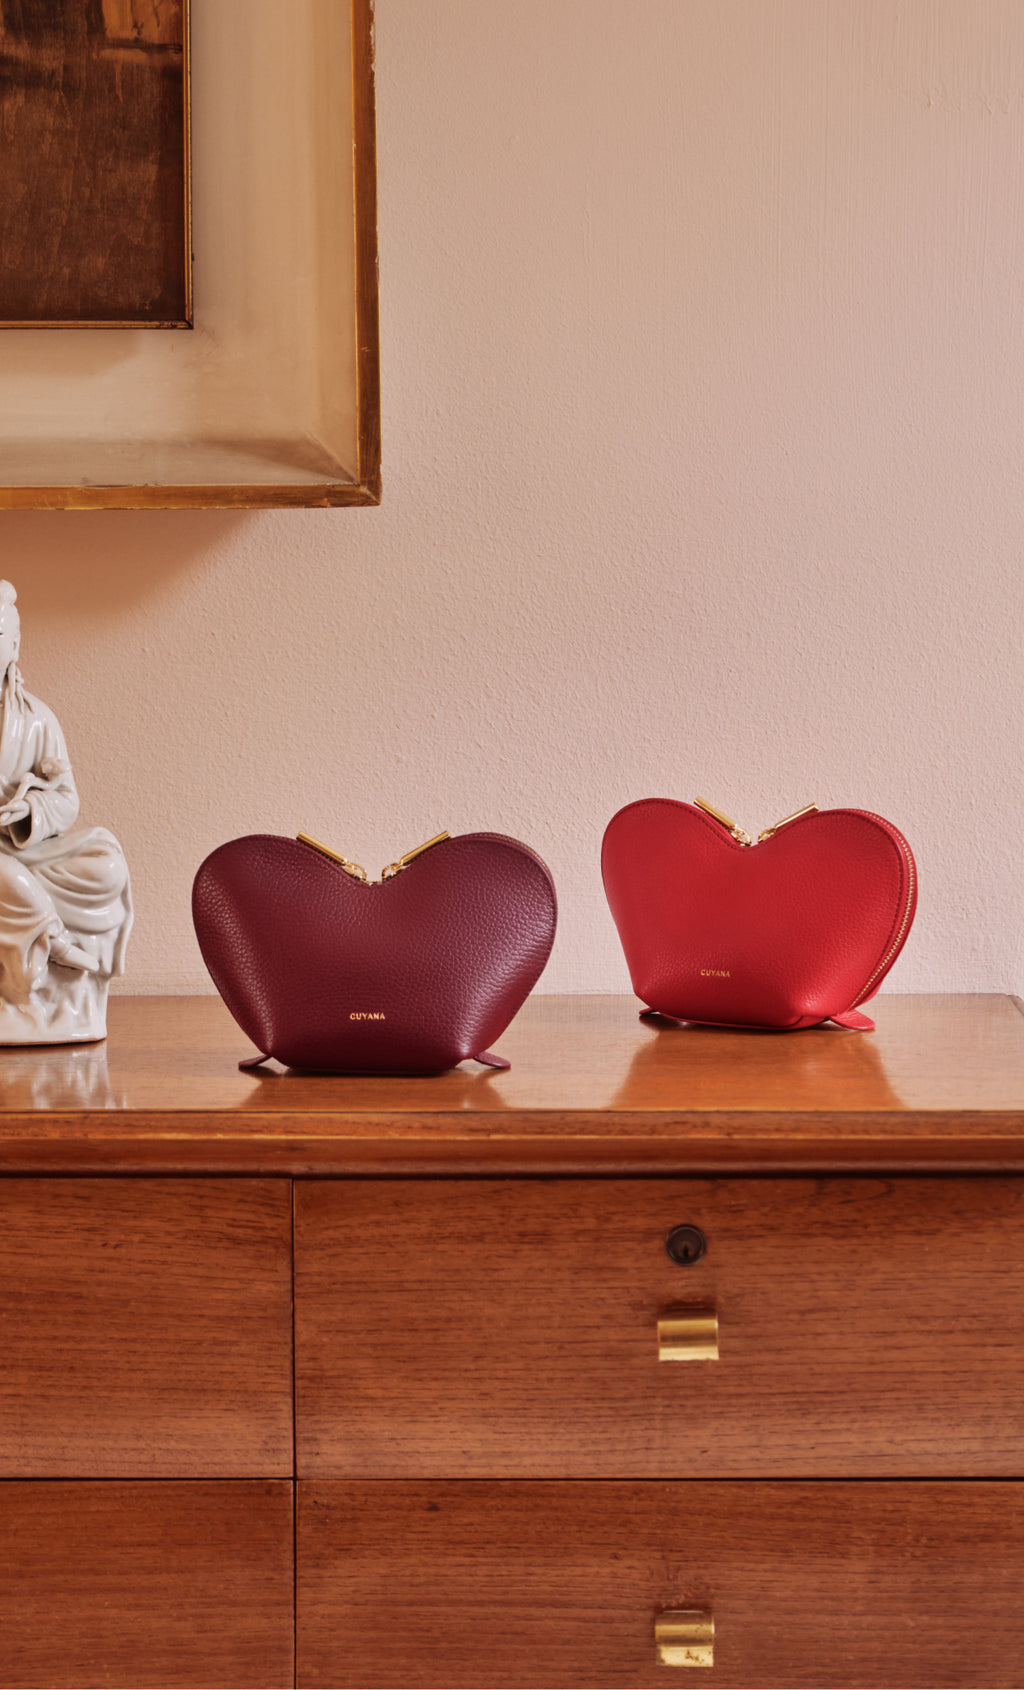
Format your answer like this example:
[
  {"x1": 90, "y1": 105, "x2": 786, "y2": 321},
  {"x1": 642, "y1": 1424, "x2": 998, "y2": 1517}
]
[
  {"x1": 0, "y1": 1480, "x2": 293, "y2": 1688},
  {"x1": 297, "y1": 1478, "x2": 1024, "y2": 1689},
  {"x1": 295, "y1": 1174, "x2": 1024, "y2": 1477},
  {"x1": 0, "y1": 993, "x2": 1022, "y2": 1173},
  {"x1": 0, "y1": 1178, "x2": 292, "y2": 1475}
]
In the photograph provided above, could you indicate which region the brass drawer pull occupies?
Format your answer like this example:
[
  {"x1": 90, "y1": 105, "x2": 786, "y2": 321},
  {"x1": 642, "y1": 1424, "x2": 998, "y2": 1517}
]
[
  {"x1": 655, "y1": 1608, "x2": 714, "y2": 1668},
  {"x1": 657, "y1": 1306, "x2": 718, "y2": 1361}
]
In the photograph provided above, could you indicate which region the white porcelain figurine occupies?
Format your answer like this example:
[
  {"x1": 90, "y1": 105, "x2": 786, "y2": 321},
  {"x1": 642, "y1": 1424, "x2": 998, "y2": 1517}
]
[{"x1": 0, "y1": 582, "x2": 132, "y2": 1043}]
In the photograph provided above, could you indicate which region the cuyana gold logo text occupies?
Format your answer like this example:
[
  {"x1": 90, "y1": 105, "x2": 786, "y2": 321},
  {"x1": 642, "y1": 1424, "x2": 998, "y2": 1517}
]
[
  {"x1": 350, "y1": 1012, "x2": 387, "y2": 1020},
  {"x1": 700, "y1": 968, "x2": 731, "y2": 978}
]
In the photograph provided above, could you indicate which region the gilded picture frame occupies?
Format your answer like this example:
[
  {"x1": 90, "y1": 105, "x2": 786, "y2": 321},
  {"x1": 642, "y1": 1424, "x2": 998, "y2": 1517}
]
[{"x1": 0, "y1": 0, "x2": 381, "y2": 509}]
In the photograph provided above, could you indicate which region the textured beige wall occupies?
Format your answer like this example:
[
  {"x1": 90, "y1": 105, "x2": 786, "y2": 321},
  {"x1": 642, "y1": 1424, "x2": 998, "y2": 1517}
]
[{"x1": 3, "y1": 0, "x2": 1023, "y2": 996}]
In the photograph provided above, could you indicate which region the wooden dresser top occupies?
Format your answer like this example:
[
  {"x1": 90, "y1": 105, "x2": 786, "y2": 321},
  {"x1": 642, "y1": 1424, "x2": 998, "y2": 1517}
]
[{"x1": 0, "y1": 993, "x2": 1021, "y2": 1176}]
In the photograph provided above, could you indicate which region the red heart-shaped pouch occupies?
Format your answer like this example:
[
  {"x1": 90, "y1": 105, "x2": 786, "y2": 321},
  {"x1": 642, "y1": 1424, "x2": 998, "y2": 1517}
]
[
  {"x1": 193, "y1": 831, "x2": 556, "y2": 1073},
  {"x1": 601, "y1": 800, "x2": 916, "y2": 1030}
]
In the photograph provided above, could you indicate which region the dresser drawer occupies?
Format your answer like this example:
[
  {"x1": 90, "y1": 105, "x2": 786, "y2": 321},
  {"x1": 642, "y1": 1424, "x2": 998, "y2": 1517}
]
[
  {"x1": 0, "y1": 1178, "x2": 292, "y2": 1475},
  {"x1": 295, "y1": 1175, "x2": 1024, "y2": 1476},
  {"x1": 0, "y1": 1480, "x2": 293, "y2": 1689},
  {"x1": 297, "y1": 1478, "x2": 1024, "y2": 1689}
]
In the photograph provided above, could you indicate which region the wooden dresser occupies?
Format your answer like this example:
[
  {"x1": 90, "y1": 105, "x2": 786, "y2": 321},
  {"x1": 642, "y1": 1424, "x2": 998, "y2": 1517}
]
[{"x1": 1, "y1": 992, "x2": 1022, "y2": 1689}]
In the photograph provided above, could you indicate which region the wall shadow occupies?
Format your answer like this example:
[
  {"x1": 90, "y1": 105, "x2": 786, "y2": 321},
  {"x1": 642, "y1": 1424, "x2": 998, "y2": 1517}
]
[{"x1": 0, "y1": 510, "x2": 256, "y2": 615}]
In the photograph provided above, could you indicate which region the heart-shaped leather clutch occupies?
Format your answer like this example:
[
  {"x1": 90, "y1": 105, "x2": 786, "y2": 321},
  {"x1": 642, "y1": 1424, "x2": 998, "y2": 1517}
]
[
  {"x1": 601, "y1": 798, "x2": 916, "y2": 1030},
  {"x1": 193, "y1": 831, "x2": 557, "y2": 1073}
]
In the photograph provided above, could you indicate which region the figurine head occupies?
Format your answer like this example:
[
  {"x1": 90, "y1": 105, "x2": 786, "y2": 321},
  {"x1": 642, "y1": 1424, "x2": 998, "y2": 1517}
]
[{"x1": 0, "y1": 583, "x2": 20, "y2": 680}]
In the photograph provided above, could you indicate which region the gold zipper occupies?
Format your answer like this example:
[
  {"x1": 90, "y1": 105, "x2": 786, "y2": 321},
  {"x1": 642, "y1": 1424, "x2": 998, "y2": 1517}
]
[
  {"x1": 695, "y1": 797, "x2": 819, "y2": 847},
  {"x1": 855, "y1": 833, "x2": 917, "y2": 999},
  {"x1": 297, "y1": 833, "x2": 369, "y2": 880},
  {"x1": 298, "y1": 829, "x2": 450, "y2": 884},
  {"x1": 757, "y1": 803, "x2": 820, "y2": 843},
  {"x1": 694, "y1": 797, "x2": 753, "y2": 846},
  {"x1": 381, "y1": 831, "x2": 451, "y2": 880}
]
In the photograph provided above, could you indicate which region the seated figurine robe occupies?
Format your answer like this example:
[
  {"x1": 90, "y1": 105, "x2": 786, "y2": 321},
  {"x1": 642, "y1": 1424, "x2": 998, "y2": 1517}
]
[{"x1": 0, "y1": 676, "x2": 131, "y2": 1043}]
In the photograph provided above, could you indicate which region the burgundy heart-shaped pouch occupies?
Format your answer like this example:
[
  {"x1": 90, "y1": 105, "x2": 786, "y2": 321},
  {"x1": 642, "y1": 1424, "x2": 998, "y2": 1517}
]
[{"x1": 193, "y1": 831, "x2": 557, "y2": 1073}]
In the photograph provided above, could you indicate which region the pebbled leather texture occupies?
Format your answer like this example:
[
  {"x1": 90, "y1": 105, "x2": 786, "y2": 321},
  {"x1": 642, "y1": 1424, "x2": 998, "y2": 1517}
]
[
  {"x1": 602, "y1": 801, "x2": 916, "y2": 1031},
  {"x1": 192, "y1": 832, "x2": 557, "y2": 1074}
]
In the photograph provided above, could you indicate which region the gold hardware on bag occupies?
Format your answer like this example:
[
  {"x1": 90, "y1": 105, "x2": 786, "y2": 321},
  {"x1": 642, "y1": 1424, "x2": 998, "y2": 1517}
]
[
  {"x1": 694, "y1": 797, "x2": 752, "y2": 847},
  {"x1": 655, "y1": 1610, "x2": 714, "y2": 1669},
  {"x1": 757, "y1": 802, "x2": 820, "y2": 843},
  {"x1": 657, "y1": 1307, "x2": 719, "y2": 1362},
  {"x1": 298, "y1": 830, "x2": 450, "y2": 885},
  {"x1": 382, "y1": 831, "x2": 451, "y2": 879},
  {"x1": 695, "y1": 797, "x2": 819, "y2": 847},
  {"x1": 297, "y1": 833, "x2": 369, "y2": 881}
]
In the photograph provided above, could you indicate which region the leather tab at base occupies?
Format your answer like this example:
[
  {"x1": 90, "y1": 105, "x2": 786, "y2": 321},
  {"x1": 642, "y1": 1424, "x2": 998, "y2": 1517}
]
[
  {"x1": 829, "y1": 1008, "x2": 876, "y2": 1031},
  {"x1": 473, "y1": 1049, "x2": 511, "y2": 1070},
  {"x1": 239, "y1": 1051, "x2": 272, "y2": 1071}
]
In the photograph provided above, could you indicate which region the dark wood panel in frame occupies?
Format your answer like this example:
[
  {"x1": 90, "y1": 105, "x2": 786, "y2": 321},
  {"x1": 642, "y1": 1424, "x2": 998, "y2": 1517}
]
[{"x1": 0, "y1": 0, "x2": 191, "y2": 327}]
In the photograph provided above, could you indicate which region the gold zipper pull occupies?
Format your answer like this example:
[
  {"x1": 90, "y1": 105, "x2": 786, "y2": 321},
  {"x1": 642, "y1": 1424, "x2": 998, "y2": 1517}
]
[
  {"x1": 757, "y1": 803, "x2": 819, "y2": 843},
  {"x1": 694, "y1": 797, "x2": 752, "y2": 847},
  {"x1": 381, "y1": 830, "x2": 451, "y2": 881},
  {"x1": 297, "y1": 832, "x2": 369, "y2": 881}
]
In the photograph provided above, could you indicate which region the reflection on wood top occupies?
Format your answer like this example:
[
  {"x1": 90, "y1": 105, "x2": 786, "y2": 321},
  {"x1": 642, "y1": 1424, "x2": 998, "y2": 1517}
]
[{"x1": 0, "y1": 994, "x2": 1021, "y2": 1174}]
